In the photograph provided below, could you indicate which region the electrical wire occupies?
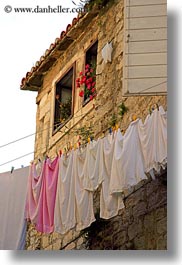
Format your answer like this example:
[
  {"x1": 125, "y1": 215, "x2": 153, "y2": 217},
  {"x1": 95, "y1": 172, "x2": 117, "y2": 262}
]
[{"x1": 0, "y1": 110, "x2": 93, "y2": 149}]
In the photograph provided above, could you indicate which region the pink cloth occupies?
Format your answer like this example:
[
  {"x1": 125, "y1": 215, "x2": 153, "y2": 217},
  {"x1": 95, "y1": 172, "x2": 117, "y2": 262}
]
[{"x1": 26, "y1": 157, "x2": 59, "y2": 233}]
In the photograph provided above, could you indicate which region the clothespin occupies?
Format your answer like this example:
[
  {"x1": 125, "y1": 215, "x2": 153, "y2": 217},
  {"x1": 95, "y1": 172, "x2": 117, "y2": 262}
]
[
  {"x1": 101, "y1": 131, "x2": 105, "y2": 138},
  {"x1": 74, "y1": 143, "x2": 77, "y2": 150},
  {"x1": 88, "y1": 137, "x2": 91, "y2": 144},
  {"x1": 109, "y1": 127, "x2": 112, "y2": 135},
  {"x1": 115, "y1": 124, "x2": 119, "y2": 131},
  {"x1": 112, "y1": 126, "x2": 116, "y2": 132},
  {"x1": 90, "y1": 136, "x2": 93, "y2": 142},
  {"x1": 21, "y1": 165, "x2": 24, "y2": 168},
  {"x1": 38, "y1": 158, "x2": 41, "y2": 163},
  {"x1": 59, "y1": 150, "x2": 62, "y2": 156},
  {"x1": 156, "y1": 103, "x2": 159, "y2": 110},
  {"x1": 132, "y1": 114, "x2": 137, "y2": 121},
  {"x1": 11, "y1": 166, "x2": 14, "y2": 174}
]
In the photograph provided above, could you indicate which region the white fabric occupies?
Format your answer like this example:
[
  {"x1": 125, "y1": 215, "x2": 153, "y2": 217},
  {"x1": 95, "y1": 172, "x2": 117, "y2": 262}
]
[
  {"x1": 110, "y1": 121, "x2": 148, "y2": 194},
  {"x1": 54, "y1": 150, "x2": 96, "y2": 234},
  {"x1": 74, "y1": 149, "x2": 96, "y2": 231},
  {"x1": 0, "y1": 166, "x2": 29, "y2": 250},
  {"x1": 138, "y1": 106, "x2": 167, "y2": 173},
  {"x1": 100, "y1": 134, "x2": 125, "y2": 219},
  {"x1": 82, "y1": 140, "x2": 104, "y2": 191},
  {"x1": 54, "y1": 153, "x2": 76, "y2": 234},
  {"x1": 102, "y1": 42, "x2": 113, "y2": 63}
]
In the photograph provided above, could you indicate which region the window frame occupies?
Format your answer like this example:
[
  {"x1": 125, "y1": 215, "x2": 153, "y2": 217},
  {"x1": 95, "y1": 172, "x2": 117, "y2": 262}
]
[
  {"x1": 52, "y1": 63, "x2": 76, "y2": 135},
  {"x1": 82, "y1": 40, "x2": 98, "y2": 106}
]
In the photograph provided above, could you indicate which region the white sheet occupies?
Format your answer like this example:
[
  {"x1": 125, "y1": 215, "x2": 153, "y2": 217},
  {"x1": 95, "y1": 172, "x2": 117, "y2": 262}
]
[
  {"x1": 54, "y1": 153, "x2": 76, "y2": 234},
  {"x1": 100, "y1": 134, "x2": 125, "y2": 219},
  {"x1": 110, "y1": 121, "x2": 148, "y2": 194},
  {"x1": 138, "y1": 106, "x2": 167, "y2": 173},
  {"x1": 0, "y1": 166, "x2": 29, "y2": 250},
  {"x1": 82, "y1": 140, "x2": 104, "y2": 191},
  {"x1": 74, "y1": 149, "x2": 96, "y2": 231}
]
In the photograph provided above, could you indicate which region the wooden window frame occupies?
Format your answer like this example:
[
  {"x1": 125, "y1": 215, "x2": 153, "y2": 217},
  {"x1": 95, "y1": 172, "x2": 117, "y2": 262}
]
[
  {"x1": 53, "y1": 63, "x2": 76, "y2": 135},
  {"x1": 82, "y1": 40, "x2": 98, "y2": 106}
]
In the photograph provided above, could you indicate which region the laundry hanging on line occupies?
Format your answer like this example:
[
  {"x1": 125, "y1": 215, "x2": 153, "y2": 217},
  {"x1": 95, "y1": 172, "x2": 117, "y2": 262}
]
[
  {"x1": 25, "y1": 156, "x2": 59, "y2": 234},
  {"x1": 25, "y1": 106, "x2": 167, "y2": 235},
  {"x1": 0, "y1": 166, "x2": 29, "y2": 250}
]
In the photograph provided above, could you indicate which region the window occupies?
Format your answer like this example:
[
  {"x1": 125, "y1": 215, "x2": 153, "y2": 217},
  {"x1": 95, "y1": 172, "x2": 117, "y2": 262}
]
[
  {"x1": 123, "y1": 0, "x2": 167, "y2": 95},
  {"x1": 54, "y1": 67, "x2": 74, "y2": 132},
  {"x1": 84, "y1": 41, "x2": 98, "y2": 103}
]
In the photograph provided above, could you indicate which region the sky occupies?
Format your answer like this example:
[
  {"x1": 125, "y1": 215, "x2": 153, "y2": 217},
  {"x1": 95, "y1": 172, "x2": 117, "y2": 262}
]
[{"x1": 0, "y1": 0, "x2": 78, "y2": 173}]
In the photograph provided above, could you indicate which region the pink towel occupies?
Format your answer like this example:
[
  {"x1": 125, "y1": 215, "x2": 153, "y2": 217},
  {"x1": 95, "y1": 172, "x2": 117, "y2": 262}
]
[{"x1": 26, "y1": 157, "x2": 59, "y2": 234}]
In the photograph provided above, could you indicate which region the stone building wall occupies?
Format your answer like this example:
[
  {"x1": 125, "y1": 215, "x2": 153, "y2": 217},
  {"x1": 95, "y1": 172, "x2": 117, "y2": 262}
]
[{"x1": 25, "y1": 0, "x2": 167, "y2": 250}]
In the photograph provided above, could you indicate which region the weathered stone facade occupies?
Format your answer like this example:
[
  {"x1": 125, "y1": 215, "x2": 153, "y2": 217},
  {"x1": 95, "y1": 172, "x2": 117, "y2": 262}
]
[{"x1": 23, "y1": 0, "x2": 167, "y2": 250}]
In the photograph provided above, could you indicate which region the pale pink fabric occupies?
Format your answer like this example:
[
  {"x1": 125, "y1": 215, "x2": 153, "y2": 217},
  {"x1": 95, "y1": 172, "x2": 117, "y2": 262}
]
[{"x1": 26, "y1": 157, "x2": 59, "y2": 234}]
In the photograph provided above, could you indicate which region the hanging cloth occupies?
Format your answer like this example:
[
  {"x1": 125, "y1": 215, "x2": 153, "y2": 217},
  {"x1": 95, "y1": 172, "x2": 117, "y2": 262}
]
[
  {"x1": 25, "y1": 161, "x2": 43, "y2": 223},
  {"x1": 82, "y1": 140, "x2": 104, "y2": 191},
  {"x1": 138, "y1": 106, "x2": 167, "y2": 174},
  {"x1": 0, "y1": 166, "x2": 29, "y2": 250},
  {"x1": 26, "y1": 157, "x2": 59, "y2": 234},
  {"x1": 36, "y1": 157, "x2": 59, "y2": 233},
  {"x1": 110, "y1": 120, "x2": 148, "y2": 194},
  {"x1": 54, "y1": 152, "x2": 76, "y2": 234},
  {"x1": 74, "y1": 148, "x2": 96, "y2": 231},
  {"x1": 100, "y1": 133, "x2": 125, "y2": 219}
]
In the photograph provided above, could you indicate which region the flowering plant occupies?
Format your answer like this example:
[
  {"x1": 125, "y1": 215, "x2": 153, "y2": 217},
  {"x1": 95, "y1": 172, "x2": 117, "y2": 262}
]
[{"x1": 76, "y1": 64, "x2": 96, "y2": 101}]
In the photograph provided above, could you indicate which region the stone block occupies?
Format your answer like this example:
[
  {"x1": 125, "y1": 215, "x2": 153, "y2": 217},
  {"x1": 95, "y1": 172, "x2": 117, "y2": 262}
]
[
  {"x1": 65, "y1": 242, "x2": 76, "y2": 250},
  {"x1": 52, "y1": 240, "x2": 62, "y2": 250},
  {"x1": 133, "y1": 236, "x2": 146, "y2": 250},
  {"x1": 128, "y1": 220, "x2": 143, "y2": 241},
  {"x1": 113, "y1": 230, "x2": 127, "y2": 248},
  {"x1": 156, "y1": 235, "x2": 167, "y2": 250},
  {"x1": 156, "y1": 217, "x2": 167, "y2": 235},
  {"x1": 133, "y1": 202, "x2": 147, "y2": 219}
]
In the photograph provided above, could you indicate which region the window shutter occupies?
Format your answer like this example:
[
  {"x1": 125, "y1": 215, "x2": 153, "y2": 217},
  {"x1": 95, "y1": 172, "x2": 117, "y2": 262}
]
[{"x1": 123, "y1": 0, "x2": 167, "y2": 95}]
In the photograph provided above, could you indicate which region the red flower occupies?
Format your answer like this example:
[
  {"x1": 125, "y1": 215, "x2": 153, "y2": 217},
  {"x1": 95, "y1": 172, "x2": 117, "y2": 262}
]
[
  {"x1": 76, "y1": 82, "x2": 80, "y2": 88},
  {"x1": 87, "y1": 83, "x2": 91, "y2": 90},
  {"x1": 81, "y1": 76, "x2": 87, "y2": 82},
  {"x1": 85, "y1": 79, "x2": 90, "y2": 85},
  {"x1": 92, "y1": 82, "x2": 96, "y2": 87},
  {"x1": 79, "y1": 71, "x2": 83, "y2": 76},
  {"x1": 88, "y1": 77, "x2": 93, "y2": 83},
  {"x1": 85, "y1": 64, "x2": 90, "y2": 69},
  {"x1": 90, "y1": 68, "x2": 94, "y2": 73},
  {"x1": 90, "y1": 95, "x2": 94, "y2": 100},
  {"x1": 76, "y1": 78, "x2": 80, "y2": 83},
  {"x1": 79, "y1": 90, "x2": 84, "y2": 97},
  {"x1": 86, "y1": 72, "x2": 91, "y2": 76},
  {"x1": 91, "y1": 87, "x2": 96, "y2": 93}
]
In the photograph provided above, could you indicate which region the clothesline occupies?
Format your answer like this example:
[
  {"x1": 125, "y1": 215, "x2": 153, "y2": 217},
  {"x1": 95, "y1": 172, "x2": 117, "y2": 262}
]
[
  {"x1": 0, "y1": 104, "x2": 165, "y2": 168},
  {"x1": 26, "y1": 106, "x2": 167, "y2": 235}
]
